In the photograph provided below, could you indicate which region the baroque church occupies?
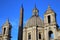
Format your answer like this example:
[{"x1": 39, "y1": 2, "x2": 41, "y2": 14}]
[
  {"x1": 0, "y1": 4, "x2": 60, "y2": 40},
  {"x1": 18, "y1": 5, "x2": 60, "y2": 40}
]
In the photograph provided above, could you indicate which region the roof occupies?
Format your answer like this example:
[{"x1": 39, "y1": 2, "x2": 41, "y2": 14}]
[
  {"x1": 2, "y1": 19, "x2": 11, "y2": 27},
  {"x1": 2, "y1": 19, "x2": 12, "y2": 28},
  {"x1": 25, "y1": 15, "x2": 43, "y2": 27},
  {"x1": 45, "y1": 5, "x2": 55, "y2": 15}
]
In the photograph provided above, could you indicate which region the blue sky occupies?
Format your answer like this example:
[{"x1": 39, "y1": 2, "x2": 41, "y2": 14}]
[{"x1": 0, "y1": 0, "x2": 60, "y2": 40}]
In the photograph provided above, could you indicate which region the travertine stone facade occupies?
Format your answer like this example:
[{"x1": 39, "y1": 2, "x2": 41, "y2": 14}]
[
  {"x1": 0, "y1": 19, "x2": 12, "y2": 40},
  {"x1": 23, "y1": 5, "x2": 60, "y2": 40},
  {"x1": 0, "y1": 5, "x2": 60, "y2": 40}
]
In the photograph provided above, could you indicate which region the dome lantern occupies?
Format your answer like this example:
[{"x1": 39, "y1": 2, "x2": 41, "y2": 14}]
[{"x1": 32, "y1": 4, "x2": 39, "y2": 16}]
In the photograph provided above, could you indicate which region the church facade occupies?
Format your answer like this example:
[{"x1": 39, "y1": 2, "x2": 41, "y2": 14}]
[
  {"x1": 0, "y1": 5, "x2": 60, "y2": 40},
  {"x1": 21, "y1": 5, "x2": 60, "y2": 40}
]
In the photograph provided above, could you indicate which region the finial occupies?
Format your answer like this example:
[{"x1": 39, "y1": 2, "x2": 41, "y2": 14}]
[
  {"x1": 6, "y1": 18, "x2": 9, "y2": 23},
  {"x1": 48, "y1": 4, "x2": 51, "y2": 10}
]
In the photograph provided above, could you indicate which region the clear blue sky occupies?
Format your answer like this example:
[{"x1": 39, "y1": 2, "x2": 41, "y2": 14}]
[{"x1": 0, "y1": 0, "x2": 60, "y2": 40}]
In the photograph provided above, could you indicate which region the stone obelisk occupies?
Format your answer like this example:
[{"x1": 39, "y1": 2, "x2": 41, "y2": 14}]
[{"x1": 18, "y1": 5, "x2": 24, "y2": 40}]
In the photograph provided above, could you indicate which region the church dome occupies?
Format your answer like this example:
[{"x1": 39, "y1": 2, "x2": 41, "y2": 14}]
[
  {"x1": 25, "y1": 16, "x2": 43, "y2": 27},
  {"x1": 25, "y1": 5, "x2": 43, "y2": 27}
]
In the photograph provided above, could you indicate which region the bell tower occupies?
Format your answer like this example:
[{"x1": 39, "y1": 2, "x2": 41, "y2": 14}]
[
  {"x1": 44, "y1": 5, "x2": 56, "y2": 26},
  {"x1": 44, "y1": 5, "x2": 57, "y2": 40},
  {"x1": 18, "y1": 4, "x2": 24, "y2": 40},
  {"x1": 2, "y1": 19, "x2": 12, "y2": 40}
]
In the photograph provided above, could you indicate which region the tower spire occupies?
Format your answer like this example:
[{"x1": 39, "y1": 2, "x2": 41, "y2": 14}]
[{"x1": 18, "y1": 4, "x2": 24, "y2": 40}]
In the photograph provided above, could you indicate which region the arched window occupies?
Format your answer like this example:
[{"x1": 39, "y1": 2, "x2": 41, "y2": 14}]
[
  {"x1": 48, "y1": 15, "x2": 51, "y2": 24},
  {"x1": 28, "y1": 33, "x2": 31, "y2": 40},
  {"x1": 4, "y1": 28, "x2": 6, "y2": 34},
  {"x1": 48, "y1": 31, "x2": 54, "y2": 40},
  {"x1": 39, "y1": 33, "x2": 41, "y2": 39}
]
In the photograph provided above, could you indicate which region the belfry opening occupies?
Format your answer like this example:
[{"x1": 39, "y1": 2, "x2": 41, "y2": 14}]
[{"x1": 48, "y1": 31, "x2": 54, "y2": 40}]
